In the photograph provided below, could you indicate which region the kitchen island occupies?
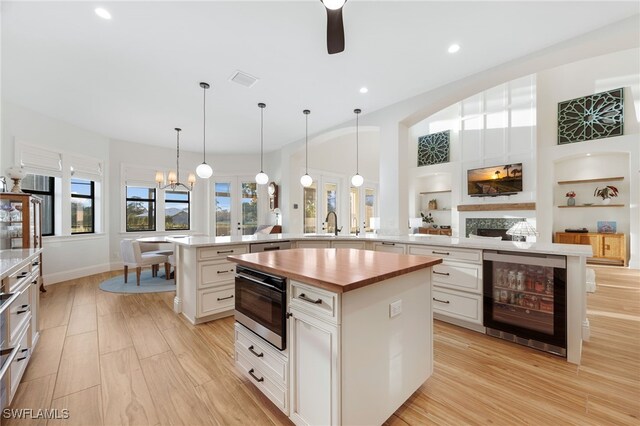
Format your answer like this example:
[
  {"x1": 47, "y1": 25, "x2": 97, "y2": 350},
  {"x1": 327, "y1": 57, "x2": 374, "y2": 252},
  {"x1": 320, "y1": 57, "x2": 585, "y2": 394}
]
[
  {"x1": 168, "y1": 233, "x2": 591, "y2": 364},
  {"x1": 228, "y1": 248, "x2": 442, "y2": 426}
]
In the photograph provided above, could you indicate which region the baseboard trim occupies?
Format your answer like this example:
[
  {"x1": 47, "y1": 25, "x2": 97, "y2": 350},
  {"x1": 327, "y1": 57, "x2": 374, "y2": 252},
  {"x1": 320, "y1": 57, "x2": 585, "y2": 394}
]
[{"x1": 44, "y1": 263, "x2": 113, "y2": 285}]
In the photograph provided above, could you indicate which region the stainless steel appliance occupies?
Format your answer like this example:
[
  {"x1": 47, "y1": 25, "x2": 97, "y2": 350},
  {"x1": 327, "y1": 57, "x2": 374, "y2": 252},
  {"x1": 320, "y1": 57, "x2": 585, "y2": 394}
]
[
  {"x1": 483, "y1": 250, "x2": 567, "y2": 356},
  {"x1": 235, "y1": 265, "x2": 287, "y2": 350},
  {"x1": 249, "y1": 241, "x2": 291, "y2": 253}
]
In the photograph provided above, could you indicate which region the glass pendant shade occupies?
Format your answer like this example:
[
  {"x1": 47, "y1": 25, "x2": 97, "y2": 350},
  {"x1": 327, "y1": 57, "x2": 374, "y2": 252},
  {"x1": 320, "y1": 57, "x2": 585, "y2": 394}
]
[
  {"x1": 352, "y1": 108, "x2": 363, "y2": 187},
  {"x1": 300, "y1": 174, "x2": 313, "y2": 187},
  {"x1": 196, "y1": 162, "x2": 213, "y2": 179},
  {"x1": 351, "y1": 173, "x2": 364, "y2": 187},
  {"x1": 322, "y1": 0, "x2": 346, "y2": 10},
  {"x1": 255, "y1": 171, "x2": 269, "y2": 185}
]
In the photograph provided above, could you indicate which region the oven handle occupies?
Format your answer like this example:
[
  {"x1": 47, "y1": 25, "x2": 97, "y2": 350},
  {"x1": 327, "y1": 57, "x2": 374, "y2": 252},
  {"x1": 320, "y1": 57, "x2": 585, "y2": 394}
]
[
  {"x1": 0, "y1": 345, "x2": 21, "y2": 380},
  {"x1": 236, "y1": 273, "x2": 284, "y2": 293},
  {"x1": 0, "y1": 292, "x2": 20, "y2": 316}
]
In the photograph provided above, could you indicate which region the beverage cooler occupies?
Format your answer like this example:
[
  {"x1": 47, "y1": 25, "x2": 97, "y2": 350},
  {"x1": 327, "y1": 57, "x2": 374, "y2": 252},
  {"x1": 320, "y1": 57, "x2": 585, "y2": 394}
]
[{"x1": 483, "y1": 250, "x2": 567, "y2": 357}]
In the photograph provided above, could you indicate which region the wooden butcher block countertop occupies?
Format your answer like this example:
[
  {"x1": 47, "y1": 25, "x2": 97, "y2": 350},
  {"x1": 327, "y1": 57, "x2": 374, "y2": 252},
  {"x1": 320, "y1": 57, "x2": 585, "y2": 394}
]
[{"x1": 228, "y1": 248, "x2": 442, "y2": 293}]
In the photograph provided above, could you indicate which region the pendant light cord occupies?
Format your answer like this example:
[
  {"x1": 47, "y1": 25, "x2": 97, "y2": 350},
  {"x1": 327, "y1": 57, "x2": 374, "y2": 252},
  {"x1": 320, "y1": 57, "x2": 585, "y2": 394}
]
[
  {"x1": 202, "y1": 87, "x2": 206, "y2": 163},
  {"x1": 176, "y1": 128, "x2": 181, "y2": 182},
  {"x1": 260, "y1": 106, "x2": 264, "y2": 172},
  {"x1": 305, "y1": 112, "x2": 309, "y2": 174},
  {"x1": 355, "y1": 110, "x2": 360, "y2": 174}
]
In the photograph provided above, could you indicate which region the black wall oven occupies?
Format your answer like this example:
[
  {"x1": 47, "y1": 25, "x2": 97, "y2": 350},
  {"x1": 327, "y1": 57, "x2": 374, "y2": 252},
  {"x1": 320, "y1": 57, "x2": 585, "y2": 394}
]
[{"x1": 235, "y1": 265, "x2": 287, "y2": 350}]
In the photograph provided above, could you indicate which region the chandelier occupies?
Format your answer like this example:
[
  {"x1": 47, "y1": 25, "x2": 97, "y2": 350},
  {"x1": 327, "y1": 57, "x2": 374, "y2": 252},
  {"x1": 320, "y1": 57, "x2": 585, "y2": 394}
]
[{"x1": 155, "y1": 128, "x2": 196, "y2": 191}]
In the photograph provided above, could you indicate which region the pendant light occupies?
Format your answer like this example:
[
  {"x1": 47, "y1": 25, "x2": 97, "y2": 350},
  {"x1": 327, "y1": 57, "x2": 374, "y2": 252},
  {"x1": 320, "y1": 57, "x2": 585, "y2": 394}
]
[
  {"x1": 155, "y1": 128, "x2": 196, "y2": 191},
  {"x1": 351, "y1": 108, "x2": 364, "y2": 187},
  {"x1": 300, "y1": 109, "x2": 313, "y2": 187},
  {"x1": 195, "y1": 82, "x2": 213, "y2": 179},
  {"x1": 255, "y1": 103, "x2": 269, "y2": 185}
]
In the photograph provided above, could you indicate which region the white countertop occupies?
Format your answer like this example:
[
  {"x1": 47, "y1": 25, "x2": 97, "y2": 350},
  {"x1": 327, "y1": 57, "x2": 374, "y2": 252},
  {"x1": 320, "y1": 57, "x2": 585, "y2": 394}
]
[
  {"x1": 0, "y1": 248, "x2": 42, "y2": 280},
  {"x1": 166, "y1": 233, "x2": 592, "y2": 257}
]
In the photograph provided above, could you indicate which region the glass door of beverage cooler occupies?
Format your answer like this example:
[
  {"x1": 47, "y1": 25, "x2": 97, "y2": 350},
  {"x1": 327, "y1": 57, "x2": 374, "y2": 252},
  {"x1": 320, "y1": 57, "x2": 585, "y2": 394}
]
[{"x1": 483, "y1": 251, "x2": 567, "y2": 355}]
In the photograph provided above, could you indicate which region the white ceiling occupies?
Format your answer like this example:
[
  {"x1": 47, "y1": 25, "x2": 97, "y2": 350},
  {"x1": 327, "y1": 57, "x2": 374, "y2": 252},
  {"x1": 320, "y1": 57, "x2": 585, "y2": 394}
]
[{"x1": 2, "y1": 1, "x2": 638, "y2": 154}]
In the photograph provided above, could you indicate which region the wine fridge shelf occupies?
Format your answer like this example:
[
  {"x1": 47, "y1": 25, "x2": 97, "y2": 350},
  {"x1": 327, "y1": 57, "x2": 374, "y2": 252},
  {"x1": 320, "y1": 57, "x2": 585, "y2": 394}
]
[
  {"x1": 494, "y1": 301, "x2": 553, "y2": 315},
  {"x1": 493, "y1": 285, "x2": 553, "y2": 298}
]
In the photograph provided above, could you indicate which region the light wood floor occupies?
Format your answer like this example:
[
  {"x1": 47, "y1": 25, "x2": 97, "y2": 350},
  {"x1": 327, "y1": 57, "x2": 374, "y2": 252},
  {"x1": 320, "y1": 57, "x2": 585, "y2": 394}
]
[{"x1": 7, "y1": 266, "x2": 639, "y2": 425}]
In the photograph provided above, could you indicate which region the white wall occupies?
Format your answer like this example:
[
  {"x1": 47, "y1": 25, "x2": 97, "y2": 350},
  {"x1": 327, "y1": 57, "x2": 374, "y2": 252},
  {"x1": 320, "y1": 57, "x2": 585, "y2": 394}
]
[
  {"x1": 1, "y1": 101, "x2": 112, "y2": 283},
  {"x1": 537, "y1": 48, "x2": 640, "y2": 267}
]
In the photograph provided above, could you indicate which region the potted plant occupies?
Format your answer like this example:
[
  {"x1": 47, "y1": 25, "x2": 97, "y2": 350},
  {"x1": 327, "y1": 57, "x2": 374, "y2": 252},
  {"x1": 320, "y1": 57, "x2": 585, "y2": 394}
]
[
  {"x1": 594, "y1": 185, "x2": 619, "y2": 205},
  {"x1": 421, "y1": 212, "x2": 436, "y2": 228},
  {"x1": 565, "y1": 191, "x2": 576, "y2": 206}
]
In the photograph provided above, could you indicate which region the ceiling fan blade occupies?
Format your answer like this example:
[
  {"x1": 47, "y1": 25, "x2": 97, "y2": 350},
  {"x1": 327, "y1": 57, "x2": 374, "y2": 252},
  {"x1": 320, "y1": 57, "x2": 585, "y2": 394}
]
[{"x1": 326, "y1": 7, "x2": 345, "y2": 54}]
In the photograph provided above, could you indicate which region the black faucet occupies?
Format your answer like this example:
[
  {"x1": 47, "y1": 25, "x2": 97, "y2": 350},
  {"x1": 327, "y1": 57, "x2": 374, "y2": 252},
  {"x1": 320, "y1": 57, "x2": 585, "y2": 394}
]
[{"x1": 325, "y1": 211, "x2": 342, "y2": 236}]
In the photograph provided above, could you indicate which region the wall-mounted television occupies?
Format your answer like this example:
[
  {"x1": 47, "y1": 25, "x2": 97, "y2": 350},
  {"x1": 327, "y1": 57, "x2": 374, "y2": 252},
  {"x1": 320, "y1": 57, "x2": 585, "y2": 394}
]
[{"x1": 467, "y1": 163, "x2": 523, "y2": 197}]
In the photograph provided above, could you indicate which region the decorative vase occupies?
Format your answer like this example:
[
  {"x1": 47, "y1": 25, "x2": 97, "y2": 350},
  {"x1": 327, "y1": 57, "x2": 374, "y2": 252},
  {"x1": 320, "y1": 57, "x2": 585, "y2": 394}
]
[
  {"x1": 602, "y1": 198, "x2": 611, "y2": 205},
  {"x1": 567, "y1": 198, "x2": 575, "y2": 207}
]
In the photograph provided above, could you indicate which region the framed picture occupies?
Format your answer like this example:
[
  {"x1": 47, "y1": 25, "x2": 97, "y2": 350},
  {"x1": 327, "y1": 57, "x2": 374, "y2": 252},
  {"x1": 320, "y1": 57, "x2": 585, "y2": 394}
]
[{"x1": 597, "y1": 221, "x2": 617, "y2": 233}]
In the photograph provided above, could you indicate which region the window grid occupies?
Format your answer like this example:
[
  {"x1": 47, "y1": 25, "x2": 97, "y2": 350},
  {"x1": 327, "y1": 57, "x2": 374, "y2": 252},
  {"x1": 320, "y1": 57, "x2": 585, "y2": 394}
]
[
  {"x1": 126, "y1": 187, "x2": 156, "y2": 232},
  {"x1": 165, "y1": 190, "x2": 190, "y2": 231},
  {"x1": 22, "y1": 175, "x2": 55, "y2": 236}
]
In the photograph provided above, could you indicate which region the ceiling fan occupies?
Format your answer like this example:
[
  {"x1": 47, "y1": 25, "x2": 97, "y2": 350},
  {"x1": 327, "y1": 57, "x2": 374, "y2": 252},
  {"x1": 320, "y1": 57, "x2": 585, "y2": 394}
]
[{"x1": 321, "y1": 0, "x2": 347, "y2": 54}]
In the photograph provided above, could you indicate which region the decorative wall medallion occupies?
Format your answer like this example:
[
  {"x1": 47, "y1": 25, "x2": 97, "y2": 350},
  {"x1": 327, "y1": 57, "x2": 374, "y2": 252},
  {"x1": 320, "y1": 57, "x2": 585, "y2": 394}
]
[
  {"x1": 418, "y1": 130, "x2": 450, "y2": 166},
  {"x1": 557, "y1": 88, "x2": 624, "y2": 145}
]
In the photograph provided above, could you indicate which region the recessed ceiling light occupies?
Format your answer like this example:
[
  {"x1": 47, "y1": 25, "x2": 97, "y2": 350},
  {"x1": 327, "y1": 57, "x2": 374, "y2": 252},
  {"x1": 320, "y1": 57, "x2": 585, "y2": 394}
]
[
  {"x1": 448, "y1": 44, "x2": 460, "y2": 54},
  {"x1": 586, "y1": 153, "x2": 591, "y2": 156},
  {"x1": 95, "y1": 8, "x2": 112, "y2": 20},
  {"x1": 359, "y1": 87, "x2": 368, "y2": 94}
]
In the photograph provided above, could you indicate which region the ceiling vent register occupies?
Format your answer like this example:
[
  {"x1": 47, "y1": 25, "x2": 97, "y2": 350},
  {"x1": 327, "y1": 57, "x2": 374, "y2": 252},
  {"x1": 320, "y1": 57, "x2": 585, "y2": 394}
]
[{"x1": 229, "y1": 71, "x2": 259, "y2": 88}]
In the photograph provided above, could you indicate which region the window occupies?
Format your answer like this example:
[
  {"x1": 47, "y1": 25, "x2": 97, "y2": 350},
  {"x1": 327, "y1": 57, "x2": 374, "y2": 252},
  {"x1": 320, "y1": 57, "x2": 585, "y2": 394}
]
[
  {"x1": 165, "y1": 191, "x2": 190, "y2": 230},
  {"x1": 303, "y1": 183, "x2": 317, "y2": 233},
  {"x1": 71, "y1": 178, "x2": 94, "y2": 234},
  {"x1": 126, "y1": 187, "x2": 156, "y2": 232},
  {"x1": 215, "y1": 182, "x2": 232, "y2": 236},
  {"x1": 240, "y1": 182, "x2": 258, "y2": 235},
  {"x1": 22, "y1": 174, "x2": 55, "y2": 236}
]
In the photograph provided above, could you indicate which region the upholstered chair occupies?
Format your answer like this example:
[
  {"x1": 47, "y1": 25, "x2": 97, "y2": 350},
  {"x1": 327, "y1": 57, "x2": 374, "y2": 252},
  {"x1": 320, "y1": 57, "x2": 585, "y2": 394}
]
[{"x1": 120, "y1": 239, "x2": 168, "y2": 286}]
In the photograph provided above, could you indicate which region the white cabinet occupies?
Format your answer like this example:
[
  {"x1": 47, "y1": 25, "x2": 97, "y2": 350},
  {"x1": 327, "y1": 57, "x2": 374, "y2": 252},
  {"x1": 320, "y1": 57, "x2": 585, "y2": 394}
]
[
  {"x1": 371, "y1": 241, "x2": 406, "y2": 254},
  {"x1": 294, "y1": 241, "x2": 331, "y2": 249},
  {"x1": 331, "y1": 240, "x2": 366, "y2": 250},
  {"x1": 289, "y1": 308, "x2": 340, "y2": 426},
  {"x1": 408, "y1": 244, "x2": 484, "y2": 331}
]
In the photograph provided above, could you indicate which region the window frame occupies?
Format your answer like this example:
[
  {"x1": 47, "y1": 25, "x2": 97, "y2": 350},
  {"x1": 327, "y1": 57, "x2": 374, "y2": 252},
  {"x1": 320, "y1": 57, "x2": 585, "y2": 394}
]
[
  {"x1": 164, "y1": 190, "x2": 190, "y2": 231},
  {"x1": 125, "y1": 186, "x2": 157, "y2": 232},
  {"x1": 23, "y1": 175, "x2": 55, "y2": 237},
  {"x1": 70, "y1": 178, "x2": 95, "y2": 235}
]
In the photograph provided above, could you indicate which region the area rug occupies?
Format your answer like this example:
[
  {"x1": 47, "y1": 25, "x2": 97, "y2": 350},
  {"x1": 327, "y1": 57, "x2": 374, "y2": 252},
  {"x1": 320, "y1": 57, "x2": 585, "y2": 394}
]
[{"x1": 99, "y1": 270, "x2": 175, "y2": 294}]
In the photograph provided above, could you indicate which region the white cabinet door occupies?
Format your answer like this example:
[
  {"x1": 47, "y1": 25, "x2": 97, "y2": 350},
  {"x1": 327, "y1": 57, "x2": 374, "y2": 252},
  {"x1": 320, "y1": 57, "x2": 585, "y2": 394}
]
[{"x1": 289, "y1": 308, "x2": 340, "y2": 426}]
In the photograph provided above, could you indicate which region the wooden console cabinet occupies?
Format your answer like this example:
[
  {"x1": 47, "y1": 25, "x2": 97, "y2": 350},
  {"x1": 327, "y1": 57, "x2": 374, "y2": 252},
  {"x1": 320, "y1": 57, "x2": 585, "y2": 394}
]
[{"x1": 554, "y1": 232, "x2": 626, "y2": 266}]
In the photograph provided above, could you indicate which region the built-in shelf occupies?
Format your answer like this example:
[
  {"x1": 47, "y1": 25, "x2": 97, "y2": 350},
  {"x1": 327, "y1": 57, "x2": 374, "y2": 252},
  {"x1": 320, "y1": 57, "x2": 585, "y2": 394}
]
[
  {"x1": 427, "y1": 209, "x2": 450, "y2": 212},
  {"x1": 557, "y1": 176, "x2": 624, "y2": 185},
  {"x1": 457, "y1": 202, "x2": 535, "y2": 212},
  {"x1": 558, "y1": 204, "x2": 625, "y2": 208},
  {"x1": 419, "y1": 190, "x2": 452, "y2": 194}
]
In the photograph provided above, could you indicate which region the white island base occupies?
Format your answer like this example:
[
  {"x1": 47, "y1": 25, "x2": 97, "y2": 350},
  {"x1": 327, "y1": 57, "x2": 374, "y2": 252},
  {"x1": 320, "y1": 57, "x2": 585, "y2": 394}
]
[{"x1": 235, "y1": 267, "x2": 433, "y2": 426}]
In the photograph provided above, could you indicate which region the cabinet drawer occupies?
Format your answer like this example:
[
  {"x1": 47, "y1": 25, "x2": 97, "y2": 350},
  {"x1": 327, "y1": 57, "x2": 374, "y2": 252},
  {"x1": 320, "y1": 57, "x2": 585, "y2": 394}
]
[
  {"x1": 198, "y1": 261, "x2": 236, "y2": 289},
  {"x1": 432, "y1": 287, "x2": 482, "y2": 324},
  {"x1": 331, "y1": 241, "x2": 366, "y2": 250},
  {"x1": 8, "y1": 263, "x2": 32, "y2": 292},
  {"x1": 409, "y1": 245, "x2": 481, "y2": 264},
  {"x1": 197, "y1": 285, "x2": 235, "y2": 317},
  {"x1": 431, "y1": 262, "x2": 482, "y2": 293},
  {"x1": 9, "y1": 283, "x2": 31, "y2": 344},
  {"x1": 235, "y1": 324, "x2": 287, "y2": 385},
  {"x1": 290, "y1": 281, "x2": 339, "y2": 324},
  {"x1": 10, "y1": 325, "x2": 31, "y2": 399},
  {"x1": 236, "y1": 349, "x2": 288, "y2": 413},
  {"x1": 294, "y1": 241, "x2": 331, "y2": 249},
  {"x1": 198, "y1": 245, "x2": 248, "y2": 261},
  {"x1": 372, "y1": 242, "x2": 406, "y2": 254}
]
